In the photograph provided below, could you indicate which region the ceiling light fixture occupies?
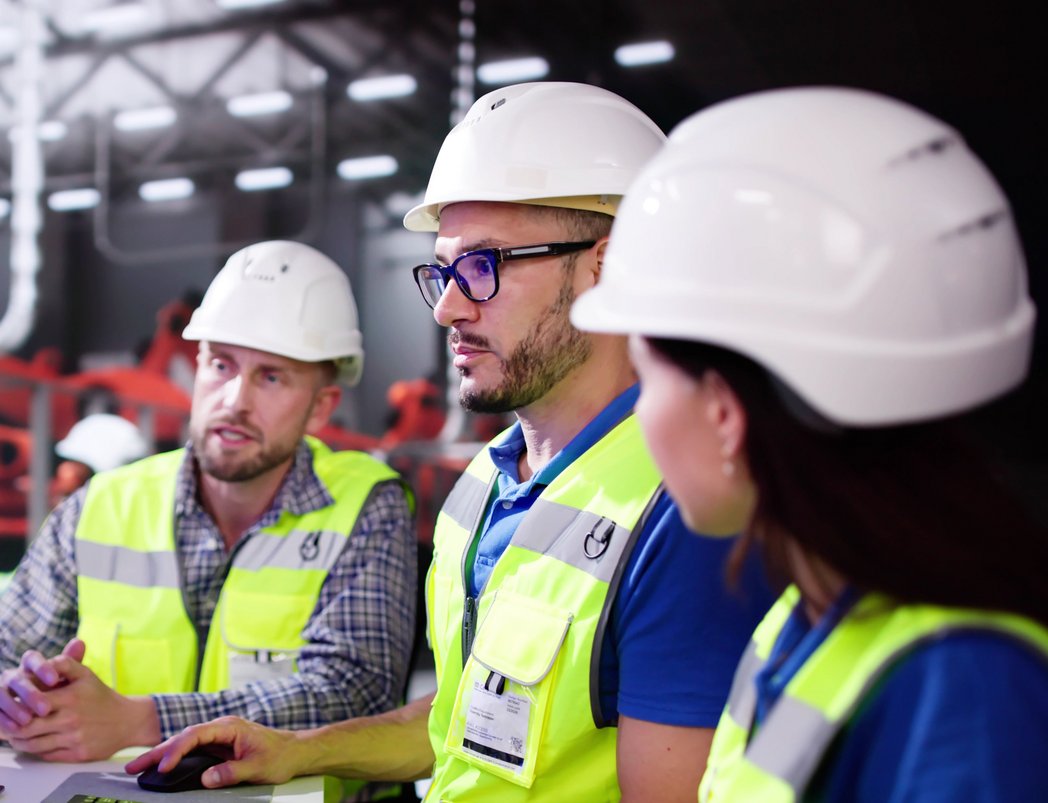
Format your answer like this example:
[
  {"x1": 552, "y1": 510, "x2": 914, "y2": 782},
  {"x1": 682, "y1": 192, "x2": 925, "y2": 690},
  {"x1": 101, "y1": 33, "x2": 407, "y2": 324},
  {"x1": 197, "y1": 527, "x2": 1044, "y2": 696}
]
[
  {"x1": 337, "y1": 155, "x2": 398, "y2": 181},
  {"x1": 476, "y1": 57, "x2": 549, "y2": 85},
  {"x1": 347, "y1": 74, "x2": 418, "y2": 101},
  {"x1": 48, "y1": 188, "x2": 101, "y2": 212},
  {"x1": 0, "y1": 26, "x2": 17, "y2": 57},
  {"x1": 39, "y1": 121, "x2": 69, "y2": 142},
  {"x1": 113, "y1": 106, "x2": 177, "y2": 131},
  {"x1": 226, "y1": 90, "x2": 293, "y2": 118},
  {"x1": 139, "y1": 178, "x2": 195, "y2": 202},
  {"x1": 235, "y1": 166, "x2": 293, "y2": 191},
  {"x1": 6, "y1": 121, "x2": 68, "y2": 143},
  {"x1": 614, "y1": 40, "x2": 676, "y2": 67},
  {"x1": 215, "y1": 0, "x2": 286, "y2": 9}
]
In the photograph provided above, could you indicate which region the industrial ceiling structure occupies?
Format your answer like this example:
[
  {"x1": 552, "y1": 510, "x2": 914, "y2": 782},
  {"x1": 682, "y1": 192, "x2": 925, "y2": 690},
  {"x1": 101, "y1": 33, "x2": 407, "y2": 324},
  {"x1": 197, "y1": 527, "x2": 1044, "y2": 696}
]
[{"x1": 0, "y1": 0, "x2": 1039, "y2": 225}]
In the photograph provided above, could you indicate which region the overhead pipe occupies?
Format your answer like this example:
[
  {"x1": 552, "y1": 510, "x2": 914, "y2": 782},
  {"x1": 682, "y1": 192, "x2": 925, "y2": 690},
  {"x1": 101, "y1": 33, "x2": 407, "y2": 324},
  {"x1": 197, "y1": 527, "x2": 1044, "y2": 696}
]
[
  {"x1": 437, "y1": 0, "x2": 476, "y2": 443},
  {"x1": 0, "y1": 0, "x2": 46, "y2": 353}
]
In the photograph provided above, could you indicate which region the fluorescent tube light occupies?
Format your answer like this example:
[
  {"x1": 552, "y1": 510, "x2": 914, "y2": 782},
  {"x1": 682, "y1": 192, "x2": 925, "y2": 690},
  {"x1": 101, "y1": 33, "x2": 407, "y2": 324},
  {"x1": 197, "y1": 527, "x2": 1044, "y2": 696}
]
[
  {"x1": 347, "y1": 74, "x2": 418, "y2": 101},
  {"x1": 235, "y1": 167, "x2": 293, "y2": 191},
  {"x1": 139, "y1": 178, "x2": 195, "y2": 202},
  {"x1": 48, "y1": 188, "x2": 101, "y2": 212},
  {"x1": 476, "y1": 57, "x2": 549, "y2": 85},
  {"x1": 226, "y1": 90, "x2": 292, "y2": 118},
  {"x1": 216, "y1": 0, "x2": 285, "y2": 8},
  {"x1": 0, "y1": 198, "x2": 10, "y2": 219},
  {"x1": 0, "y1": 26, "x2": 17, "y2": 57},
  {"x1": 7, "y1": 121, "x2": 68, "y2": 143},
  {"x1": 114, "y1": 106, "x2": 177, "y2": 131},
  {"x1": 38, "y1": 121, "x2": 69, "y2": 142},
  {"x1": 614, "y1": 40, "x2": 675, "y2": 67},
  {"x1": 337, "y1": 155, "x2": 398, "y2": 181}
]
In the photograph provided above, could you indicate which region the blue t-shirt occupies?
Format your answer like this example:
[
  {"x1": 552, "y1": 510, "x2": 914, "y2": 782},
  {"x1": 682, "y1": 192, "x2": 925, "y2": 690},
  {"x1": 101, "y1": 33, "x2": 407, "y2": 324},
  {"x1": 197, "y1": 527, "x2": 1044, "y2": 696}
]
[
  {"x1": 755, "y1": 591, "x2": 1048, "y2": 801},
  {"x1": 469, "y1": 384, "x2": 776, "y2": 727}
]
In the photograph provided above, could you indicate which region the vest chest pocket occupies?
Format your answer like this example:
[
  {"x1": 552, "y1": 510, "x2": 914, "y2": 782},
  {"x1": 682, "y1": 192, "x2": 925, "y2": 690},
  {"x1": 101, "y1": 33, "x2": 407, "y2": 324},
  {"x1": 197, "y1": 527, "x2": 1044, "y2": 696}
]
[
  {"x1": 443, "y1": 589, "x2": 573, "y2": 788},
  {"x1": 77, "y1": 617, "x2": 190, "y2": 695},
  {"x1": 219, "y1": 587, "x2": 313, "y2": 652}
]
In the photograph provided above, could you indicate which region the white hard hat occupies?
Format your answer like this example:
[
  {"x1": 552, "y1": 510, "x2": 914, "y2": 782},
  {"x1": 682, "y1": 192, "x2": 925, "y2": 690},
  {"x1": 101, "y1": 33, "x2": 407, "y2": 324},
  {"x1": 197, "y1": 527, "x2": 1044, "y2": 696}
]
[
  {"x1": 182, "y1": 240, "x2": 364, "y2": 385},
  {"x1": 56, "y1": 414, "x2": 148, "y2": 474},
  {"x1": 403, "y1": 81, "x2": 666, "y2": 232},
  {"x1": 572, "y1": 86, "x2": 1035, "y2": 426}
]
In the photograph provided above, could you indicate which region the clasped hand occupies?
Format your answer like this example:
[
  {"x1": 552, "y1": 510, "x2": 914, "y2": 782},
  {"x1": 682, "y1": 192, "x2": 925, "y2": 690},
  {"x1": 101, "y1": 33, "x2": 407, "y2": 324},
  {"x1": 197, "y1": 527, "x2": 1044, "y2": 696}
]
[{"x1": 0, "y1": 638, "x2": 157, "y2": 761}]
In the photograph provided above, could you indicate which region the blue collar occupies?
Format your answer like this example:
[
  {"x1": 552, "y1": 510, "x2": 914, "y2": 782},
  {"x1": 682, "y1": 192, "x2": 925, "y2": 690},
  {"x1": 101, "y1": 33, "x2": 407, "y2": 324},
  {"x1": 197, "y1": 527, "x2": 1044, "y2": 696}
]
[{"x1": 486, "y1": 384, "x2": 640, "y2": 490}]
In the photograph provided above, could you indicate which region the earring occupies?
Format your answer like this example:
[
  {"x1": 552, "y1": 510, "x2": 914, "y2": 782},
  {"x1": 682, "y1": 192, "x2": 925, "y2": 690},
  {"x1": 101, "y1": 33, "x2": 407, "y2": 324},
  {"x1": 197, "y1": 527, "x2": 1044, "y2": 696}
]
[{"x1": 720, "y1": 441, "x2": 735, "y2": 477}]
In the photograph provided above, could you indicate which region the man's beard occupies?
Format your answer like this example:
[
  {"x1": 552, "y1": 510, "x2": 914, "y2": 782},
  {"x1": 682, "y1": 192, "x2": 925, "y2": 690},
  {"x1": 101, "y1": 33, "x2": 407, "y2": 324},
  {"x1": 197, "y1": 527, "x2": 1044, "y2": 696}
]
[
  {"x1": 191, "y1": 416, "x2": 301, "y2": 483},
  {"x1": 455, "y1": 274, "x2": 592, "y2": 414}
]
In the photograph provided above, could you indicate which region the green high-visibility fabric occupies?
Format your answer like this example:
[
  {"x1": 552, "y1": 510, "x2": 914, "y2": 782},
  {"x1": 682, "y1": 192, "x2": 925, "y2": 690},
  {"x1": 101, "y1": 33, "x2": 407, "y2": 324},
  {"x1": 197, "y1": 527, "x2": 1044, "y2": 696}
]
[
  {"x1": 425, "y1": 415, "x2": 663, "y2": 801},
  {"x1": 75, "y1": 436, "x2": 399, "y2": 695},
  {"x1": 700, "y1": 586, "x2": 1048, "y2": 802}
]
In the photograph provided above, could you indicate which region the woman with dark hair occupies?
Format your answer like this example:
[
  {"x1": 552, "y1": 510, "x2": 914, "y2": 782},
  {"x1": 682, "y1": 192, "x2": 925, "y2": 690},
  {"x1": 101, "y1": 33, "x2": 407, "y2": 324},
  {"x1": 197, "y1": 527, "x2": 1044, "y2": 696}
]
[{"x1": 572, "y1": 86, "x2": 1048, "y2": 801}]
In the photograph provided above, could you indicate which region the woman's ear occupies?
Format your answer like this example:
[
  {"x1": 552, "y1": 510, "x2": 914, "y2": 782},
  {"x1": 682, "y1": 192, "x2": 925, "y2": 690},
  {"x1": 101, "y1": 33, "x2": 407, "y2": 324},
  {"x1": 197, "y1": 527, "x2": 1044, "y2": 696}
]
[{"x1": 701, "y1": 370, "x2": 747, "y2": 459}]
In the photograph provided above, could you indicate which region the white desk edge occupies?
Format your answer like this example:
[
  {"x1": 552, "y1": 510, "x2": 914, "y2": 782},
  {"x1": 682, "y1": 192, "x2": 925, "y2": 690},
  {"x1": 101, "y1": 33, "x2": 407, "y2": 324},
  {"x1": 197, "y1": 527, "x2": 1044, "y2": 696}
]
[{"x1": 0, "y1": 746, "x2": 326, "y2": 802}]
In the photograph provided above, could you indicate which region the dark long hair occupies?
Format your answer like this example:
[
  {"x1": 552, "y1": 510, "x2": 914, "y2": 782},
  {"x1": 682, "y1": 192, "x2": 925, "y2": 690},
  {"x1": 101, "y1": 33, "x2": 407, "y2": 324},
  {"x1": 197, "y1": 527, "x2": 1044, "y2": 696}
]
[{"x1": 648, "y1": 337, "x2": 1048, "y2": 627}]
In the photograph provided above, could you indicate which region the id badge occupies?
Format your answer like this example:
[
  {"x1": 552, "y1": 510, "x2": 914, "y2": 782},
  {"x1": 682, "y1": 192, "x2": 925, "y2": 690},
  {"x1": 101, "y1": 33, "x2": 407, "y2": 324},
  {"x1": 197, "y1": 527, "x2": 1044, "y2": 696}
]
[
  {"x1": 461, "y1": 679, "x2": 531, "y2": 773},
  {"x1": 228, "y1": 651, "x2": 296, "y2": 688}
]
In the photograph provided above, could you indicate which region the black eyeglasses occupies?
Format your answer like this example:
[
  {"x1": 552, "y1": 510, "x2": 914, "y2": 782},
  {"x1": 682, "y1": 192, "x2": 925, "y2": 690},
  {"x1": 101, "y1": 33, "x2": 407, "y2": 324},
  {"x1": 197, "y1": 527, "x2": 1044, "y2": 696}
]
[{"x1": 412, "y1": 241, "x2": 596, "y2": 309}]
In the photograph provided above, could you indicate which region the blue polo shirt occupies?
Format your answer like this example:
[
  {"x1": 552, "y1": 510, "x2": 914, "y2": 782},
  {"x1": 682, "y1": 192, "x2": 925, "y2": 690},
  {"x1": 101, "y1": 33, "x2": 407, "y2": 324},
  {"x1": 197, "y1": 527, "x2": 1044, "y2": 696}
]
[
  {"x1": 468, "y1": 384, "x2": 776, "y2": 727},
  {"x1": 755, "y1": 590, "x2": 1048, "y2": 801}
]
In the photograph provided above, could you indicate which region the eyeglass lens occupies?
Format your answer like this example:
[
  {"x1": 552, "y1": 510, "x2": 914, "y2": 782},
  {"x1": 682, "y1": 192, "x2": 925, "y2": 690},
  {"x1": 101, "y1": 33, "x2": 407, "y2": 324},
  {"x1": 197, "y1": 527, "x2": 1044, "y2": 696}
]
[{"x1": 418, "y1": 251, "x2": 497, "y2": 306}]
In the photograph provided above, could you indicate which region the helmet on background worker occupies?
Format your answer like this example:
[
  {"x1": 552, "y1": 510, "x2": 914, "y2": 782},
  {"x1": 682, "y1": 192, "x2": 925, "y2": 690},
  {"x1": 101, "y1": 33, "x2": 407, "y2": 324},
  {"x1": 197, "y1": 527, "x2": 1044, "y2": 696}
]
[
  {"x1": 182, "y1": 240, "x2": 365, "y2": 385},
  {"x1": 55, "y1": 413, "x2": 149, "y2": 474},
  {"x1": 403, "y1": 81, "x2": 667, "y2": 230}
]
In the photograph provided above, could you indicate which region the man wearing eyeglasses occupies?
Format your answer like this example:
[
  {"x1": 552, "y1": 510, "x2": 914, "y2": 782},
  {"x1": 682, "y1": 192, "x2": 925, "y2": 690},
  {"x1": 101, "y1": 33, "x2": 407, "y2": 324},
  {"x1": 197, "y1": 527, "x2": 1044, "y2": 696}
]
[{"x1": 128, "y1": 82, "x2": 774, "y2": 802}]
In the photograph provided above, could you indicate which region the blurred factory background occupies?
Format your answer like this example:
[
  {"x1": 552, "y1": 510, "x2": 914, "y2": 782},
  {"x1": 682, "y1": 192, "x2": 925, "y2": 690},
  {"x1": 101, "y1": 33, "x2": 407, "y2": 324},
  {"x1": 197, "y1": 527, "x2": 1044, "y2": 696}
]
[{"x1": 0, "y1": 0, "x2": 1043, "y2": 569}]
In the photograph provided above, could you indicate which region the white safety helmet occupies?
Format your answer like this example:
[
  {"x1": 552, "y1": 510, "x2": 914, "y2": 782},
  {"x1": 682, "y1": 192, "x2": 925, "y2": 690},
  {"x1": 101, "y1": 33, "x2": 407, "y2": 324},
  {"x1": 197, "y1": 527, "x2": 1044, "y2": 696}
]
[
  {"x1": 403, "y1": 81, "x2": 666, "y2": 231},
  {"x1": 182, "y1": 240, "x2": 364, "y2": 385},
  {"x1": 56, "y1": 414, "x2": 148, "y2": 474},
  {"x1": 572, "y1": 86, "x2": 1035, "y2": 426}
]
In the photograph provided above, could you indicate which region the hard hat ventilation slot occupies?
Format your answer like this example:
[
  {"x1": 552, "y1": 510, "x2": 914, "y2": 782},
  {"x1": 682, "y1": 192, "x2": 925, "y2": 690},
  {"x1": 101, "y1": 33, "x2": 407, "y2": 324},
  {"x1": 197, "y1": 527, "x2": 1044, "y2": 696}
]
[
  {"x1": 491, "y1": 97, "x2": 506, "y2": 111},
  {"x1": 889, "y1": 135, "x2": 959, "y2": 167},
  {"x1": 939, "y1": 209, "x2": 1010, "y2": 242}
]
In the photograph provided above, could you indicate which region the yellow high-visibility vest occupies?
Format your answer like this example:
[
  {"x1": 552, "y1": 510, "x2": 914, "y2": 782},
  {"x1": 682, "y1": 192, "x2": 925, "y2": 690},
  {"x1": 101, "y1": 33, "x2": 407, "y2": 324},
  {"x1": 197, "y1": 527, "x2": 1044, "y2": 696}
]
[
  {"x1": 425, "y1": 415, "x2": 664, "y2": 801},
  {"x1": 700, "y1": 585, "x2": 1048, "y2": 802},
  {"x1": 74, "y1": 436, "x2": 401, "y2": 695}
]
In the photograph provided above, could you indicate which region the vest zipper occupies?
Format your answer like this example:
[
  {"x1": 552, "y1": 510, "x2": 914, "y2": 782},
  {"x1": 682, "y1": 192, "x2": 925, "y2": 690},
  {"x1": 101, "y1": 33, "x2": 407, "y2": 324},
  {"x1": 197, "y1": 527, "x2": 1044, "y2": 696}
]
[
  {"x1": 462, "y1": 594, "x2": 478, "y2": 662},
  {"x1": 460, "y1": 470, "x2": 499, "y2": 667}
]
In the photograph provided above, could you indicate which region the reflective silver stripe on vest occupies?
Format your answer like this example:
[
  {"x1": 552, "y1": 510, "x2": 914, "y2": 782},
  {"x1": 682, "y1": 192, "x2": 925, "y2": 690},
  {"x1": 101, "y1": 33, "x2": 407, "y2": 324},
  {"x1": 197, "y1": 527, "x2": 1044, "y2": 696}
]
[
  {"x1": 511, "y1": 497, "x2": 631, "y2": 583},
  {"x1": 76, "y1": 540, "x2": 180, "y2": 588},
  {"x1": 234, "y1": 529, "x2": 346, "y2": 572},
  {"x1": 744, "y1": 624, "x2": 1048, "y2": 796},
  {"x1": 726, "y1": 639, "x2": 764, "y2": 728},
  {"x1": 747, "y1": 694, "x2": 834, "y2": 795},
  {"x1": 441, "y1": 470, "x2": 492, "y2": 531}
]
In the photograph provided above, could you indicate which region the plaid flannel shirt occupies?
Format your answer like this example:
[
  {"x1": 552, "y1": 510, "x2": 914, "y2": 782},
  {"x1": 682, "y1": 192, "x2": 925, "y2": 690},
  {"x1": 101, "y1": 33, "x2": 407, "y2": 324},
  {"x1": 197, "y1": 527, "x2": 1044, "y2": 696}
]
[{"x1": 0, "y1": 440, "x2": 416, "y2": 738}]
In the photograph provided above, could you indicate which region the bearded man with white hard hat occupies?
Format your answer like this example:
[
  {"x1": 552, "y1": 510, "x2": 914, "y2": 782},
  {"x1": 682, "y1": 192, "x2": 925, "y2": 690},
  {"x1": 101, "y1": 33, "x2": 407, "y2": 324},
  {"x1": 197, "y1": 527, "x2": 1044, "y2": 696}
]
[
  {"x1": 129, "y1": 83, "x2": 774, "y2": 803},
  {"x1": 0, "y1": 241, "x2": 416, "y2": 765}
]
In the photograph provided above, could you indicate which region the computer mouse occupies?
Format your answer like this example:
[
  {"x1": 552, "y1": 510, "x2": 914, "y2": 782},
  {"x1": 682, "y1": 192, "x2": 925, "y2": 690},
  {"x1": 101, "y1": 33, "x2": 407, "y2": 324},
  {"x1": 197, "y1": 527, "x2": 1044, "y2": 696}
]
[{"x1": 137, "y1": 746, "x2": 228, "y2": 792}]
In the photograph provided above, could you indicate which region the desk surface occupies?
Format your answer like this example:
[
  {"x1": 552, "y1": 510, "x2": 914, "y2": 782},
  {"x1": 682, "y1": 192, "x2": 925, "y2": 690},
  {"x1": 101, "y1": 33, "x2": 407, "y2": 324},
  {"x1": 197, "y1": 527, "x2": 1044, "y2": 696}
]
[{"x1": 0, "y1": 747, "x2": 329, "y2": 803}]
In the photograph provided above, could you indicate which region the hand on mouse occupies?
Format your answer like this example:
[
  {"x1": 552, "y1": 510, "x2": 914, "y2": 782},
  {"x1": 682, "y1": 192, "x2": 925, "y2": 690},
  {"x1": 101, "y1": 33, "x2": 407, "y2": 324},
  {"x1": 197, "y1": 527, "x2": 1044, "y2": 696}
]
[
  {"x1": 0, "y1": 638, "x2": 84, "y2": 736},
  {"x1": 126, "y1": 717, "x2": 304, "y2": 789},
  {"x1": 2, "y1": 640, "x2": 161, "y2": 762}
]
